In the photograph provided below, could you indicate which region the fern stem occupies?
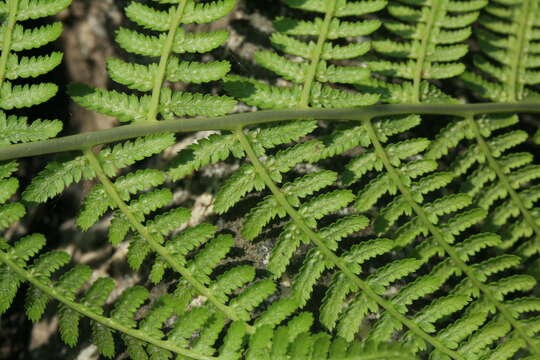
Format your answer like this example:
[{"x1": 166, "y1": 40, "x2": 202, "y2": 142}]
[
  {"x1": 465, "y1": 115, "x2": 540, "y2": 253},
  {"x1": 363, "y1": 118, "x2": 540, "y2": 356},
  {"x1": 0, "y1": 0, "x2": 19, "y2": 88},
  {"x1": 83, "y1": 149, "x2": 247, "y2": 326},
  {"x1": 1, "y1": 103, "x2": 539, "y2": 161},
  {"x1": 0, "y1": 250, "x2": 217, "y2": 360},
  {"x1": 235, "y1": 128, "x2": 464, "y2": 360},
  {"x1": 146, "y1": 0, "x2": 188, "y2": 123},
  {"x1": 412, "y1": 0, "x2": 445, "y2": 102},
  {"x1": 508, "y1": 0, "x2": 534, "y2": 101},
  {"x1": 298, "y1": 0, "x2": 337, "y2": 107}
]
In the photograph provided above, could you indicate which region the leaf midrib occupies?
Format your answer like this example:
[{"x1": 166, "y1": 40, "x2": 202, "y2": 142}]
[
  {"x1": 0, "y1": 0, "x2": 19, "y2": 88},
  {"x1": 146, "y1": 0, "x2": 189, "y2": 123},
  {"x1": 412, "y1": 0, "x2": 446, "y2": 102},
  {"x1": 298, "y1": 0, "x2": 337, "y2": 108},
  {"x1": 508, "y1": 0, "x2": 533, "y2": 102}
]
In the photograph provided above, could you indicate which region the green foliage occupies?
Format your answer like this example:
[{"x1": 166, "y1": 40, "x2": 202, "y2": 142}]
[
  {"x1": 70, "y1": 0, "x2": 237, "y2": 123},
  {"x1": 0, "y1": 234, "x2": 419, "y2": 360},
  {"x1": 0, "y1": 0, "x2": 69, "y2": 314},
  {"x1": 427, "y1": 0, "x2": 540, "y2": 257},
  {"x1": 225, "y1": 0, "x2": 382, "y2": 108},
  {"x1": 0, "y1": 1, "x2": 540, "y2": 360},
  {"x1": 0, "y1": 0, "x2": 67, "y2": 146},
  {"x1": 461, "y1": 0, "x2": 540, "y2": 102}
]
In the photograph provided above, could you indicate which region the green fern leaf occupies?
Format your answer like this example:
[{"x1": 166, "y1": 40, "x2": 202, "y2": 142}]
[
  {"x1": 0, "y1": 176, "x2": 17, "y2": 204},
  {"x1": 0, "y1": 111, "x2": 62, "y2": 145},
  {"x1": 107, "y1": 58, "x2": 231, "y2": 91},
  {"x1": 13, "y1": 0, "x2": 71, "y2": 20},
  {"x1": 0, "y1": 82, "x2": 57, "y2": 109},
  {"x1": 160, "y1": 88, "x2": 236, "y2": 118},
  {"x1": 111, "y1": 286, "x2": 149, "y2": 327},
  {"x1": 2, "y1": 1, "x2": 540, "y2": 359},
  {"x1": 7, "y1": 22, "x2": 62, "y2": 51},
  {"x1": 22, "y1": 156, "x2": 93, "y2": 202},
  {"x1": 0, "y1": 202, "x2": 25, "y2": 229},
  {"x1": 109, "y1": 188, "x2": 173, "y2": 246},
  {"x1": 5, "y1": 52, "x2": 63, "y2": 79},
  {"x1": 219, "y1": 321, "x2": 246, "y2": 360},
  {"x1": 58, "y1": 304, "x2": 82, "y2": 347},
  {"x1": 0, "y1": 263, "x2": 21, "y2": 314},
  {"x1": 77, "y1": 169, "x2": 166, "y2": 230},
  {"x1": 214, "y1": 140, "x2": 323, "y2": 213},
  {"x1": 69, "y1": 84, "x2": 150, "y2": 123},
  {"x1": 242, "y1": 170, "x2": 338, "y2": 240},
  {"x1": 229, "y1": 279, "x2": 276, "y2": 317}
]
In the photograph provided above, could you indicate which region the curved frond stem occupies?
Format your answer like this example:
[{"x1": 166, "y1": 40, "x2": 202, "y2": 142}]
[
  {"x1": 465, "y1": 115, "x2": 540, "y2": 249},
  {"x1": 412, "y1": 0, "x2": 444, "y2": 102},
  {"x1": 299, "y1": 0, "x2": 337, "y2": 107},
  {"x1": 0, "y1": 249, "x2": 217, "y2": 360},
  {"x1": 1, "y1": 103, "x2": 540, "y2": 161},
  {"x1": 0, "y1": 0, "x2": 19, "y2": 87},
  {"x1": 363, "y1": 118, "x2": 540, "y2": 355},
  {"x1": 508, "y1": 0, "x2": 533, "y2": 101},
  {"x1": 83, "y1": 149, "x2": 248, "y2": 326},
  {"x1": 234, "y1": 128, "x2": 464, "y2": 360},
  {"x1": 146, "y1": 0, "x2": 188, "y2": 123}
]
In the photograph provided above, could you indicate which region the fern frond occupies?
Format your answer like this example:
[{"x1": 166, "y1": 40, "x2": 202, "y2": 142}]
[
  {"x1": 107, "y1": 57, "x2": 231, "y2": 92},
  {"x1": 214, "y1": 140, "x2": 323, "y2": 213},
  {"x1": 71, "y1": 0, "x2": 237, "y2": 124},
  {"x1": 266, "y1": 189, "x2": 360, "y2": 278},
  {"x1": 225, "y1": 0, "x2": 381, "y2": 109},
  {"x1": 9, "y1": 0, "x2": 71, "y2": 20},
  {"x1": 242, "y1": 170, "x2": 338, "y2": 240},
  {"x1": 6, "y1": 22, "x2": 63, "y2": 50},
  {"x1": 0, "y1": 82, "x2": 58, "y2": 109},
  {"x1": 206, "y1": 1, "x2": 540, "y2": 354},
  {"x1": 428, "y1": 0, "x2": 540, "y2": 257},
  {"x1": 461, "y1": 0, "x2": 540, "y2": 102},
  {"x1": 49, "y1": 6, "x2": 246, "y2": 332},
  {"x1": 360, "y1": 0, "x2": 485, "y2": 103},
  {"x1": 428, "y1": 117, "x2": 540, "y2": 251},
  {"x1": 161, "y1": 88, "x2": 237, "y2": 118},
  {"x1": 2, "y1": 0, "x2": 540, "y2": 359},
  {"x1": 0, "y1": 0, "x2": 68, "y2": 183},
  {"x1": 5, "y1": 52, "x2": 63, "y2": 79},
  {"x1": 0, "y1": 111, "x2": 62, "y2": 145},
  {"x1": 69, "y1": 84, "x2": 150, "y2": 123},
  {"x1": 1, "y1": 233, "x2": 422, "y2": 360},
  {"x1": 168, "y1": 121, "x2": 320, "y2": 186},
  {"x1": 23, "y1": 134, "x2": 175, "y2": 203},
  {"x1": 0, "y1": 162, "x2": 21, "y2": 233}
]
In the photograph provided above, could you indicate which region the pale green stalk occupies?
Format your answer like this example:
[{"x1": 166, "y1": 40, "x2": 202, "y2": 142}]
[
  {"x1": 0, "y1": 103, "x2": 538, "y2": 161},
  {"x1": 0, "y1": 0, "x2": 19, "y2": 88},
  {"x1": 298, "y1": 0, "x2": 337, "y2": 107},
  {"x1": 508, "y1": 0, "x2": 534, "y2": 101},
  {"x1": 146, "y1": 0, "x2": 188, "y2": 122},
  {"x1": 412, "y1": 0, "x2": 446, "y2": 102}
]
